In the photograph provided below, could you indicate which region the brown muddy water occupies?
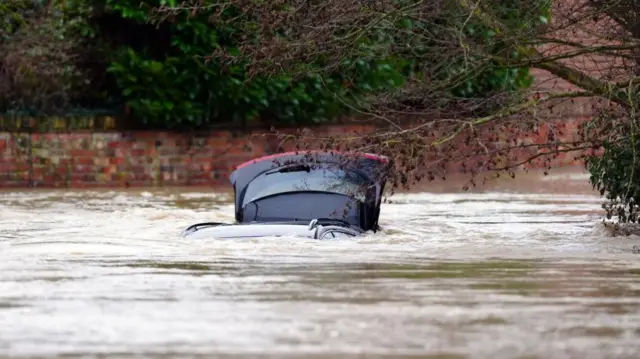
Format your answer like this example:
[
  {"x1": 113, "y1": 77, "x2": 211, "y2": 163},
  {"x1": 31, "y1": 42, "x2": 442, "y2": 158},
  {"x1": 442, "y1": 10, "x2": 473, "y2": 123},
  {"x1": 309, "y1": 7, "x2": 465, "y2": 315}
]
[{"x1": 1, "y1": 169, "x2": 640, "y2": 359}]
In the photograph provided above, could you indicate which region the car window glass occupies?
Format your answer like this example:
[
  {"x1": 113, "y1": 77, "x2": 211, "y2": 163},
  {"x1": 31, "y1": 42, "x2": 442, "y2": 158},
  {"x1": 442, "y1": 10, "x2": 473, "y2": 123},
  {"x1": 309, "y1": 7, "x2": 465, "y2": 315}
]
[{"x1": 243, "y1": 167, "x2": 368, "y2": 206}]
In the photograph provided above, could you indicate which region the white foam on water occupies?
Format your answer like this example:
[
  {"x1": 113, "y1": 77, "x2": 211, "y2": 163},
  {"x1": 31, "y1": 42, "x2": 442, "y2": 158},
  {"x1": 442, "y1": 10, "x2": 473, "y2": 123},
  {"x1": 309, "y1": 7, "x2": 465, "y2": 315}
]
[{"x1": 1, "y1": 185, "x2": 640, "y2": 359}]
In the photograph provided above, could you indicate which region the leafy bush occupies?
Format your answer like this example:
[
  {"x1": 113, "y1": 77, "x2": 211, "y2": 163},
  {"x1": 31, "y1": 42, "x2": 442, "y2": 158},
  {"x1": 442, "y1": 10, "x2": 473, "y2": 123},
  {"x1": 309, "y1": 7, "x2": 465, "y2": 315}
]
[
  {"x1": 102, "y1": 0, "x2": 407, "y2": 128},
  {"x1": 584, "y1": 108, "x2": 640, "y2": 224},
  {"x1": 102, "y1": 0, "x2": 549, "y2": 128},
  {"x1": 0, "y1": 0, "x2": 548, "y2": 128},
  {"x1": 0, "y1": 1, "x2": 83, "y2": 114},
  {"x1": 447, "y1": 0, "x2": 550, "y2": 98}
]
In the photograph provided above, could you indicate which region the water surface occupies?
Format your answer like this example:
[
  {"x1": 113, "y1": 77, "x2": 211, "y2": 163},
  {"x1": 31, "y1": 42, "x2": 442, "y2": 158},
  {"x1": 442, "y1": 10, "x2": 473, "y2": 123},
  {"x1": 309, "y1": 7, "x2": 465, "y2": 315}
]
[{"x1": 1, "y1": 170, "x2": 640, "y2": 359}]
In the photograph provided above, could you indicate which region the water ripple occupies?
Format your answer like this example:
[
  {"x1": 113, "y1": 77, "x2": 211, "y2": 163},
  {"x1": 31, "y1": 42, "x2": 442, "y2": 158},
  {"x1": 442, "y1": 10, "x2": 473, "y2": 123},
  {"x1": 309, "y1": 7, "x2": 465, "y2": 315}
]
[{"x1": 1, "y1": 177, "x2": 640, "y2": 359}]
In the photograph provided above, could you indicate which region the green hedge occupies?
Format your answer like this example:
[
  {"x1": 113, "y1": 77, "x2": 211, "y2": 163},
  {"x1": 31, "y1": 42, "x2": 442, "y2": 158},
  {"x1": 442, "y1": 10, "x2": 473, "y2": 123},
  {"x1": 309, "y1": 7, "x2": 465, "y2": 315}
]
[{"x1": 0, "y1": 0, "x2": 549, "y2": 129}]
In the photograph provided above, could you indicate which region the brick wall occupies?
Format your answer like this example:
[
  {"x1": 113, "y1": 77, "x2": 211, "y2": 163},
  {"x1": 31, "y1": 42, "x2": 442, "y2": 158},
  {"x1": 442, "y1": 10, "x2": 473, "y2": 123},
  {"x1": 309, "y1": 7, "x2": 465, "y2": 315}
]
[
  {"x1": 0, "y1": 123, "x2": 373, "y2": 188},
  {"x1": 0, "y1": 119, "x2": 586, "y2": 189}
]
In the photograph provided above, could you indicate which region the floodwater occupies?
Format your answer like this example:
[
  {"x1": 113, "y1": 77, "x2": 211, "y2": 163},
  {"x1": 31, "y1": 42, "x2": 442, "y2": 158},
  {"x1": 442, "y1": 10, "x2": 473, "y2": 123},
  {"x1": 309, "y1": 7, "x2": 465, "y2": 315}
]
[{"x1": 1, "y1": 169, "x2": 640, "y2": 359}]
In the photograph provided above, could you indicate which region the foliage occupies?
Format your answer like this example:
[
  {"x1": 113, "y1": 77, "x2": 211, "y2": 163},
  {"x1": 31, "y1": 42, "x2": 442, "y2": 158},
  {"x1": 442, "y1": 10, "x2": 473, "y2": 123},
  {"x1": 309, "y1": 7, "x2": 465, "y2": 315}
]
[
  {"x1": 0, "y1": 0, "x2": 119, "y2": 115},
  {"x1": 441, "y1": 0, "x2": 550, "y2": 99},
  {"x1": 587, "y1": 140, "x2": 640, "y2": 222},
  {"x1": 576, "y1": 0, "x2": 640, "y2": 226},
  {"x1": 107, "y1": 0, "x2": 549, "y2": 128},
  {"x1": 583, "y1": 105, "x2": 640, "y2": 224},
  {"x1": 0, "y1": 0, "x2": 82, "y2": 114},
  {"x1": 103, "y1": 0, "x2": 408, "y2": 128},
  {"x1": 0, "y1": 0, "x2": 547, "y2": 127}
]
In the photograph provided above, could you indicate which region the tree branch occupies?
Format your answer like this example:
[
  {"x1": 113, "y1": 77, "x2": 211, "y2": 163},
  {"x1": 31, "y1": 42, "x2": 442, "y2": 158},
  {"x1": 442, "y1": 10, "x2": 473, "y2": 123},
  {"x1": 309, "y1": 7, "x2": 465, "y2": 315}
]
[
  {"x1": 457, "y1": 0, "x2": 637, "y2": 108},
  {"x1": 431, "y1": 90, "x2": 591, "y2": 147}
]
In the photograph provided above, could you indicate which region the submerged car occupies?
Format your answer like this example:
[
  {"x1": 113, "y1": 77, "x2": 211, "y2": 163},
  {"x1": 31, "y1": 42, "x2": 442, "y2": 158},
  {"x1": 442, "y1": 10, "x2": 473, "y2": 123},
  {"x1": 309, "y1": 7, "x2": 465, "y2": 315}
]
[{"x1": 181, "y1": 150, "x2": 390, "y2": 239}]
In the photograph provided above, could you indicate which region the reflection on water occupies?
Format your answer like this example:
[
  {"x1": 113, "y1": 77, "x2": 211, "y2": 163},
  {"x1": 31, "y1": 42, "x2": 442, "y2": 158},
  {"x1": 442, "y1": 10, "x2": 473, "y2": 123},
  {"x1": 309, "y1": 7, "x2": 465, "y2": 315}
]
[{"x1": 2, "y1": 170, "x2": 640, "y2": 359}]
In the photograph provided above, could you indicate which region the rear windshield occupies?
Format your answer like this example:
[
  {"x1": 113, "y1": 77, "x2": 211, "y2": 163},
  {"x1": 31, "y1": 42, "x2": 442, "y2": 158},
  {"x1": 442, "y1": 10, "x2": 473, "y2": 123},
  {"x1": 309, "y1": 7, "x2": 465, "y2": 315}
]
[{"x1": 242, "y1": 167, "x2": 369, "y2": 207}]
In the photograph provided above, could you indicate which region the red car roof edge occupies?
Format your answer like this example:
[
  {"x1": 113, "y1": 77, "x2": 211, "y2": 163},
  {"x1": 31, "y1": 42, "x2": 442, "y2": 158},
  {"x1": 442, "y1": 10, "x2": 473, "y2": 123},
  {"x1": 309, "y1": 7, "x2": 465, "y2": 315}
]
[{"x1": 234, "y1": 150, "x2": 388, "y2": 170}]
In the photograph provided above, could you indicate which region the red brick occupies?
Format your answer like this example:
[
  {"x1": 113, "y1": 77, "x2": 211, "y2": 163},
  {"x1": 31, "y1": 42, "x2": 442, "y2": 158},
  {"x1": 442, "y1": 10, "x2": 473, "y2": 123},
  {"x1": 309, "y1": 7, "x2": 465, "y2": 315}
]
[
  {"x1": 128, "y1": 165, "x2": 146, "y2": 174},
  {"x1": 12, "y1": 163, "x2": 29, "y2": 172},
  {"x1": 192, "y1": 155, "x2": 213, "y2": 164},
  {"x1": 135, "y1": 131, "x2": 166, "y2": 139},
  {"x1": 75, "y1": 157, "x2": 94, "y2": 166},
  {"x1": 207, "y1": 137, "x2": 228, "y2": 147},
  {"x1": 0, "y1": 181, "x2": 30, "y2": 188},
  {"x1": 70, "y1": 149, "x2": 95, "y2": 157},
  {"x1": 55, "y1": 165, "x2": 69, "y2": 176},
  {"x1": 74, "y1": 165, "x2": 96, "y2": 174},
  {"x1": 108, "y1": 141, "x2": 132, "y2": 149},
  {"x1": 110, "y1": 157, "x2": 126, "y2": 166},
  {"x1": 0, "y1": 162, "x2": 14, "y2": 172},
  {"x1": 131, "y1": 149, "x2": 146, "y2": 157}
]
